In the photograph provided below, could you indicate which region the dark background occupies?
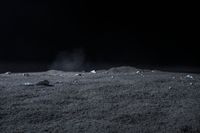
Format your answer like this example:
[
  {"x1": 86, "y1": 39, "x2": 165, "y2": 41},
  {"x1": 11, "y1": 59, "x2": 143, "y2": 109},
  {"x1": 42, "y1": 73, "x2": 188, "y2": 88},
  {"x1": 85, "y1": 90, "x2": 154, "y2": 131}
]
[{"x1": 0, "y1": 0, "x2": 198, "y2": 72}]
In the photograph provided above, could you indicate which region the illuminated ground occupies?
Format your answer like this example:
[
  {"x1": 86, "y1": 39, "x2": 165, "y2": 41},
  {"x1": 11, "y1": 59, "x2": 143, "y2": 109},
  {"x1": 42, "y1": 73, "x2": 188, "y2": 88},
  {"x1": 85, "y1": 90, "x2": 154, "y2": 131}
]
[{"x1": 0, "y1": 66, "x2": 200, "y2": 133}]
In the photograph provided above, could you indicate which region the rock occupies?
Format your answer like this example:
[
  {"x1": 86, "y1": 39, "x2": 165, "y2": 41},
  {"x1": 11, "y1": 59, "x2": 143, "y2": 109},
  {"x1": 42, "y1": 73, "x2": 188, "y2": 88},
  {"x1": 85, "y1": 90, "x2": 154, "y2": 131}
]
[
  {"x1": 36, "y1": 80, "x2": 53, "y2": 86},
  {"x1": 90, "y1": 70, "x2": 96, "y2": 74},
  {"x1": 22, "y1": 73, "x2": 30, "y2": 77},
  {"x1": 186, "y1": 75, "x2": 193, "y2": 79},
  {"x1": 75, "y1": 73, "x2": 82, "y2": 76},
  {"x1": 136, "y1": 71, "x2": 140, "y2": 74},
  {"x1": 5, "y1": 72, "x2": 11, "y2": 75},
  {"x1": 23, "y1": 82, "x2": 34, "y2": 86}
]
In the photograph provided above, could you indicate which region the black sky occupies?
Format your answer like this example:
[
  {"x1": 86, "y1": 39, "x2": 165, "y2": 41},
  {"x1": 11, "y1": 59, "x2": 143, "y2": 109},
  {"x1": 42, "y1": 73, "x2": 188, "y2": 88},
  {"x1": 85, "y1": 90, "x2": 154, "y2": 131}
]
[{"x1": 0, "y1": 0, "x2": 198, "y2": 68}]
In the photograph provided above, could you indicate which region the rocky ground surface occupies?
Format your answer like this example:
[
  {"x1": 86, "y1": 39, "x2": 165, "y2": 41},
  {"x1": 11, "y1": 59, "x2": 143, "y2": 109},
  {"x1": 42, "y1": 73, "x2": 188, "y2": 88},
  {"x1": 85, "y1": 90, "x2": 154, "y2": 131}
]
[{"x1": 0, "y1": 66, "x2": 200, "y2": 133}]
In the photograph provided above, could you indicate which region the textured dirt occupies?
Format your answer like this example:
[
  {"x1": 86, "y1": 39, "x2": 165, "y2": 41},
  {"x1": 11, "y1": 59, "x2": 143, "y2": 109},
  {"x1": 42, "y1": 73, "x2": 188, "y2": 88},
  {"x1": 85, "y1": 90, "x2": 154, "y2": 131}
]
[{"x1": 0, "y1": 66, "x2": 200, "y2": 133}]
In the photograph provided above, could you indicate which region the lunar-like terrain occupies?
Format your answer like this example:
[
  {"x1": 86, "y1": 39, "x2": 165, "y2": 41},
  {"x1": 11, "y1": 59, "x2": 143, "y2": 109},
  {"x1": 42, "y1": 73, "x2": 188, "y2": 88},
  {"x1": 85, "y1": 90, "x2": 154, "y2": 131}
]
[{"x1": 0, "y1": 66, "x2": 200, "y2": 133}]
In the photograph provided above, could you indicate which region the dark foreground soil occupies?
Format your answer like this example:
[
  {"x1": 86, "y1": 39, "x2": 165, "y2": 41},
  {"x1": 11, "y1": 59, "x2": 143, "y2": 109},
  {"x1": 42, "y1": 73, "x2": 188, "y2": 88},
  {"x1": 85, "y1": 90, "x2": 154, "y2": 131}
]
[{"x1": 0, "y1": 66, "x2": 200, "y2": 133}]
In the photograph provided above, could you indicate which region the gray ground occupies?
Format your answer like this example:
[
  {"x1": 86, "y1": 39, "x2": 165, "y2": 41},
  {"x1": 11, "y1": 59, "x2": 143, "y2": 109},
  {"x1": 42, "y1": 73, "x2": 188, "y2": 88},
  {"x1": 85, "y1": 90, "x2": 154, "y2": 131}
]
[{"x1": 0, "y1": 66, "x2": 200, "y2": 133}]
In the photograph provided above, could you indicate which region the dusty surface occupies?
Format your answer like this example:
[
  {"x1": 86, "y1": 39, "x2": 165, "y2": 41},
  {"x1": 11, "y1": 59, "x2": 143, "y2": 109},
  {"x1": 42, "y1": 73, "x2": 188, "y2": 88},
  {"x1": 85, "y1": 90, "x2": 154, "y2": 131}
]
[{"x1": 0, "y1": 66, "x2": 200, "y2": 133}]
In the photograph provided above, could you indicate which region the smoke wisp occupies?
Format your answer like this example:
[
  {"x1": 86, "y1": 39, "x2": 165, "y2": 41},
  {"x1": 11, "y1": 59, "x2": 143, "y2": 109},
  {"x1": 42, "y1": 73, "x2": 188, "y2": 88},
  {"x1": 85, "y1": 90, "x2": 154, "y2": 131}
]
[{"x1": 50, "y1": 49, "x2": 87, "y2": 72}]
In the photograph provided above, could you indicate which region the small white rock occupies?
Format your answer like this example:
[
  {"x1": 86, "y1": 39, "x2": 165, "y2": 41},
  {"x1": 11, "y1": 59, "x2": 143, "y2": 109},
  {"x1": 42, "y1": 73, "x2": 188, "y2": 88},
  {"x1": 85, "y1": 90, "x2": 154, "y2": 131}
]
[
  {"x1": 136, "y1": 71, "x2": 140, "y2": 74},
  {"x1": 186, "y1": 75, "x2": 193, "y2": 79},
  {"x1": 24, "y1": 82, "x2": 34, "y2": 86},
  {"x1": 90, "y1": 70, "x2": 96, "y2": 74},
  {"x1": 189, "y1": 82, "x2": 193, "y2": 85},
  {"x1": 168, "y1": 86, "x2": 172, "y2": 89},
  {"x1": 75, "y1": 73, "x2": 82, "y2": 76},
  {"x1": 172, "y1": 76, "x2": 176, "y2": 79}
]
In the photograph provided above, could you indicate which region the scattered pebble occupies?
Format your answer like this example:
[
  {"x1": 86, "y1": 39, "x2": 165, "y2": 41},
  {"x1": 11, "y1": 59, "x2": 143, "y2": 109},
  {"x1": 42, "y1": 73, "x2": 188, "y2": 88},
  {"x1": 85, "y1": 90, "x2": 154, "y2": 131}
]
[
  {"x1": 135, "y1": 70, "x2": 145, "y2": 77},
  {"x1": 186, "y1": 75, "x2": 193, "y2": 79},
  {"x1": 36, "y1": 80, "x2": 53, "y2": 86},
  {"x1": 172, "y1": 76, "x2": 176, "y2": 79},
  {"x1": 168, "y1": 86, "x2": 172, "y2": 89},
  {"x1": 151, "y1": 70, "x2": 155, "y2": 73},
  {"x1": 189, "y1": 82, "x2": 193, "y2": 85},
  {"x1": 24, "y1": 82, "x2": 34, "y2": 86},
  {"x1": 111, "y1": 76, "x2": 114, "y2": 78},
  {"x1": 90, "y1": 70, "x2": 96, "y2": 74}
]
